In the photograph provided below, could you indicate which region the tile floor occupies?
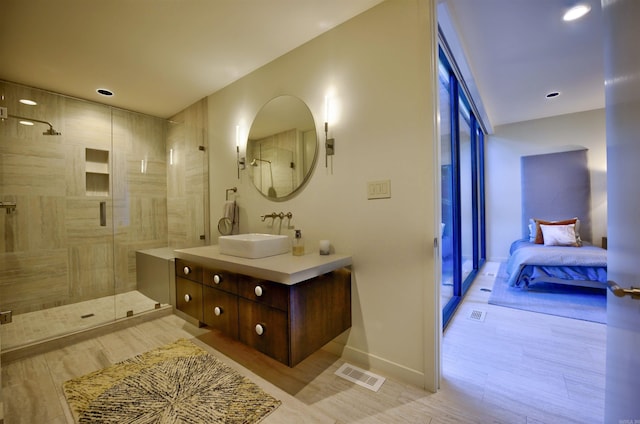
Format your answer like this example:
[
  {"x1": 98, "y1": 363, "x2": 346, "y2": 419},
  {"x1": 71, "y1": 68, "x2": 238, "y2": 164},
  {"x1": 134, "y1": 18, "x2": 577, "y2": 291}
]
[{"x1": 1, "y1": 261, "x2": 606, "y2": 423}]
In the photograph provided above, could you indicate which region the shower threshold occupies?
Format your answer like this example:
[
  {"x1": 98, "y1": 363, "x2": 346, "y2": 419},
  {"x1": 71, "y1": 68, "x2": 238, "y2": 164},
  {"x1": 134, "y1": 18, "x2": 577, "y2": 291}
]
[{"x1": 1, "y1": 290, "x2": 170, "y2": 361}]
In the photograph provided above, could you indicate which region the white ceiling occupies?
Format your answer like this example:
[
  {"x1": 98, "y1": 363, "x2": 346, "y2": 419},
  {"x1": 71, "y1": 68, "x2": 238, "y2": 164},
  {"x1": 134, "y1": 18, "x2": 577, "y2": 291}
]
[
  {"x1": 439, "y1": 0, "x2": 604, "y2": 129},
  {"x1": 2, "y1": 1, "x2": 604, "y2": 127},
  {"x1": 1, "y1": 0, "x2": 382, "y2": 119}
]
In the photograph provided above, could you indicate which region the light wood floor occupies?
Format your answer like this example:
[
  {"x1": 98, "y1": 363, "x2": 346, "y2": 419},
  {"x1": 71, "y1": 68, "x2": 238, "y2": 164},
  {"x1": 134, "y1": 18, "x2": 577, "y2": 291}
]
[{"x1": 1, "y1": 261, "x2": 605, "y2": 423}]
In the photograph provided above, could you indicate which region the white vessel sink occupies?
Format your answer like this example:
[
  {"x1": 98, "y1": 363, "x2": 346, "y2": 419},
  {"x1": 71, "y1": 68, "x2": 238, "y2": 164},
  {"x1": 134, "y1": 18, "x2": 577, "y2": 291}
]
[{"x1": 218, "y1": 233, "x2": 290, "y2": 259}]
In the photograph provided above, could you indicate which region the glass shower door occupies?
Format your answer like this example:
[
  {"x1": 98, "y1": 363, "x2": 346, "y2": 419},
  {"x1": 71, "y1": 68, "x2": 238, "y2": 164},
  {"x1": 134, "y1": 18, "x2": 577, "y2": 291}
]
[{"x1": 0, "y1": 82, "x2": 117, "y2": 351}]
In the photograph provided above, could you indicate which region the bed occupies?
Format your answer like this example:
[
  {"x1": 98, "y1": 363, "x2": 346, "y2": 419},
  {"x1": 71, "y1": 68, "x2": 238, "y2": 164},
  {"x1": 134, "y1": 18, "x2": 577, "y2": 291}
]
[{"x1": 506, "y1": 149, "x2": 607, "y2": 289}]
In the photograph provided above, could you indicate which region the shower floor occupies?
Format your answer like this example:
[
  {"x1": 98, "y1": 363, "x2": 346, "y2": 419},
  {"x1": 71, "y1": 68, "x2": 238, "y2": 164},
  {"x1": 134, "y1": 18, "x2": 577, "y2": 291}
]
[{"x1": 1, "y1": 290, "x2": 166, "y2": 351}]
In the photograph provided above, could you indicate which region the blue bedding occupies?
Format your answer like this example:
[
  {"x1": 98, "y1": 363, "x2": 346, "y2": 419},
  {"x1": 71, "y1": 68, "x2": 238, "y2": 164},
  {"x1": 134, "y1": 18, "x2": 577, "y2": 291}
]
[{"x1": 506, "y1": 239, "x2": 607, "y2": 288}]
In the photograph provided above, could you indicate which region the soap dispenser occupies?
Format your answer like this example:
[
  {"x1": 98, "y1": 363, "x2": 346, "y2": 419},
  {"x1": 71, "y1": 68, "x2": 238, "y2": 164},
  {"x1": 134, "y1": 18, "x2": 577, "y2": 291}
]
[{"x1": 292, "y1": 229, "x2": 305, "y2": 256}]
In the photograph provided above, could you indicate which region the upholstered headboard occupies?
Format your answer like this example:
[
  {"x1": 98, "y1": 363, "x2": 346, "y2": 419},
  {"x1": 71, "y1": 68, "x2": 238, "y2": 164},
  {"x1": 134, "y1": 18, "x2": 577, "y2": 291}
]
[{"x1": 521, "y1": 149, "x2": 592, "y2": 242}]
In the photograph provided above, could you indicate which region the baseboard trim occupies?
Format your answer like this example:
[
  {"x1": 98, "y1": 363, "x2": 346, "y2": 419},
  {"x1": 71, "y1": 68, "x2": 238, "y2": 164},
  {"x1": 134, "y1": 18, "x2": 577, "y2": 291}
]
[{"x1": 324, "y1": 341, "x2": 426, "y2": 389}]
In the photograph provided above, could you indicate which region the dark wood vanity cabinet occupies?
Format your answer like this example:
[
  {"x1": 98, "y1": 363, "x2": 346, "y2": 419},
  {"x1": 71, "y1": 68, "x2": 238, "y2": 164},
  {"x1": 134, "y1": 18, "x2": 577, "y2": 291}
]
[
  {"x1": 202, "y1": 267, "x2": 240, "y2": 337},
  {"x1": 175, "y1": 259, "x2": 204, "y2": 321},
  {"x1": 238, "y1": 297, "x2": 290, "y2": 364},
  {"x1": 203, "y1": 286, "x2": 239, "y2": 337},
  {"x1": 175, "y1": 259, "x2": 352, "y2": 367}
]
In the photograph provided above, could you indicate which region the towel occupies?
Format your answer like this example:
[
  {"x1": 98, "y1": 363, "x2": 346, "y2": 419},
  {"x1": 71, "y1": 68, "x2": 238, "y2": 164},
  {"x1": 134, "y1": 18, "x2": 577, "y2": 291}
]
[
  {"x1": 223, "y1": 201, "x2": 236, "y2": 221},
  {"x1": 222, "y1": 200, "x2": 239, "y2": 234}
]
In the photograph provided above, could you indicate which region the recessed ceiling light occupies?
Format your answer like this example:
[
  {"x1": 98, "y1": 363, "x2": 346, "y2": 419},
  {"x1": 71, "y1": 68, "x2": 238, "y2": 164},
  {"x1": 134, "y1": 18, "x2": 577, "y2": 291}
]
[
  {"x1": 96, "y1": 88, "x2": 114, "y2": 97},
  {"x1": 19, "y1": 99, "x2": 37, "y2": 106},
  {"x1": 546, "y1": 91, "x2": 561, "y2": 98},
  {"x1": 563, "y1": 4, "x2": 591, "y2": 21}
]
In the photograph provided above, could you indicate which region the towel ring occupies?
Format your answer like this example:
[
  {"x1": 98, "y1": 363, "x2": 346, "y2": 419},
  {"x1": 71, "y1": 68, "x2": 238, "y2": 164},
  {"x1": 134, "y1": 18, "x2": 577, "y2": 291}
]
[{"x1": 218, "y1": 217, "x2": 233, "y2": 235}]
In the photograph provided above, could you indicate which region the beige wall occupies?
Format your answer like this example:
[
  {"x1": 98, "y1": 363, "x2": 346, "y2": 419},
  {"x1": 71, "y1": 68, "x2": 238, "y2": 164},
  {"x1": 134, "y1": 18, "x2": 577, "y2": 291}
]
[
  {"x1": 486, "y1": 108, "x2": 607, "y2": 261},
  {"x1": 207, "y1": 0, "x2": 440, "y2": 389}
]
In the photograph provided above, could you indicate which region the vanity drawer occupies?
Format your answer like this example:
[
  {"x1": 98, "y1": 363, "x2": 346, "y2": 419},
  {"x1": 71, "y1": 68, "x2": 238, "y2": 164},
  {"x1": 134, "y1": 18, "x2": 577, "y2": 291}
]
[
  {"x1": 176, "y1": 277, "x2": 203, "y2": 321},
  {"x1": 203, "y1": 268, "x2": 237, "y2": 294},
  {"x1": 238, "y1": 298, "x2": 289, "y2": 365},
  {"x1": 203, "y1": 285, "x2": 239, "y2": 338},
  {"x1": 237, "y1": 276, "x2": 289, "y2": 311},
  {"x1": 176, "y1": 259, "x2": 203, "y2": 283}
]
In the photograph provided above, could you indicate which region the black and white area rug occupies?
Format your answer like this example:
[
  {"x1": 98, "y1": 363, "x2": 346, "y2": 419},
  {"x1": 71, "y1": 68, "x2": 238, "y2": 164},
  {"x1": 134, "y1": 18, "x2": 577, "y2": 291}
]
[{"x1": 63, "y1": 338, "x2": 281, "y2": 423}]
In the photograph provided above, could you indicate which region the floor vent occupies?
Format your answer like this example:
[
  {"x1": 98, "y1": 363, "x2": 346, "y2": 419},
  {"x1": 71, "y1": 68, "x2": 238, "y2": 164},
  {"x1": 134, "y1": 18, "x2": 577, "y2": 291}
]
[
  {"x1": 81, "y1": 313, "x2": 95, "y2": 319},
  {"x1": 468, "y1": 310, "x2": 486, "y2": 322},
  {"x1": 480, "y1": 287, "x2": 492, "y2": 292},
  {"x1": 335, "y1": 363, "x2": 385, "y2": 392}
]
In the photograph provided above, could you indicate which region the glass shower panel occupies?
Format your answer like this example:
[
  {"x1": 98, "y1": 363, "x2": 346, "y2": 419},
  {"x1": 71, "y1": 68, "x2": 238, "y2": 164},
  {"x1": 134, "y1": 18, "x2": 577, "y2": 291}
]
[
  {"x1": 111, "y1": 109, "x2": 169, "y2": 319},
  {"x1": 166, "y1": 99, "x2": 210, "y2": 248},
  {"x1": 0, "y1": 82, "x2": 117, "y2": 351}
]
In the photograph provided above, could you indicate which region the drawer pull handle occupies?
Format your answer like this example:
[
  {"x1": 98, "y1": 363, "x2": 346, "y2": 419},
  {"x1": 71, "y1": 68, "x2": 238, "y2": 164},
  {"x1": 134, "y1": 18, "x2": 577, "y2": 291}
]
[
  {"x1": 255, "y1": 323, "x2": 265, "y2": 336},
  {"x1": 213, "y1": 274, "x2": 222, "y2": 284},
  {"x1": 183, "y1": 266, "x2": 191, "y2": 275},
  {"x1": 214, "y1": 306, "x2": 222, "y2": 316},
  {"x1": 184, "y1": 294, "x2": 192, "y2": 302},
  {"x1": 254, "y1": 285, "x2": 263, "y2": 297}
]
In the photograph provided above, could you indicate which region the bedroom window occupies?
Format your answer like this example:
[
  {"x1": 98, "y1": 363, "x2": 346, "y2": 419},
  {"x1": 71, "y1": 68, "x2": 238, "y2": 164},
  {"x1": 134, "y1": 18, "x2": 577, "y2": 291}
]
[{"x1": 439, "y1": 47, "x2": 486, "y2": 328}]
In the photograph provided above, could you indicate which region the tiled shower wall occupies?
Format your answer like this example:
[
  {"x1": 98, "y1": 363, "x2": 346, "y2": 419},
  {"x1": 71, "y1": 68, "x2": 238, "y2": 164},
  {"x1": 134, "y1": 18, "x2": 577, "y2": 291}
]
[{"x1": 0, "y1": 81, "x2": 208, "y2": 316}]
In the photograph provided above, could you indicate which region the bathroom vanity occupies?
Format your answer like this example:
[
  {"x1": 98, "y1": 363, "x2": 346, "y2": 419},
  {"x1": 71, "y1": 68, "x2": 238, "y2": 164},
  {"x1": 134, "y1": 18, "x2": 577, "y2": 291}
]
[{"x1": 174, "y1": 245, "x2": 352, "y2": 367}]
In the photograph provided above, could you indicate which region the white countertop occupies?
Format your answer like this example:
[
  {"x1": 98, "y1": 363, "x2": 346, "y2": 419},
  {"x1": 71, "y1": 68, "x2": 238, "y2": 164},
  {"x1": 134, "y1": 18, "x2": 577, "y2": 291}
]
[{"x1": 174, "y1": 245, "x2": 352, "y2": 285}]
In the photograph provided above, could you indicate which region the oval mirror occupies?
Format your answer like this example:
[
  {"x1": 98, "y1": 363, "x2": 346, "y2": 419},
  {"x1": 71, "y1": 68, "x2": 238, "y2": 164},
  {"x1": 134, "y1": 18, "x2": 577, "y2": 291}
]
[{"x1": 247, "y1": 96, "x2": 318, "y2": 200}]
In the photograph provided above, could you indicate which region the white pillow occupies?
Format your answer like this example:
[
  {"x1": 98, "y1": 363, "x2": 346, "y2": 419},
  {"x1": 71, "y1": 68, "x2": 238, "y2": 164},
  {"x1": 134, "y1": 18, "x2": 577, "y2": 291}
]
[{"x1": 540, "y1": 224, "x2": 579, "y2": 247}]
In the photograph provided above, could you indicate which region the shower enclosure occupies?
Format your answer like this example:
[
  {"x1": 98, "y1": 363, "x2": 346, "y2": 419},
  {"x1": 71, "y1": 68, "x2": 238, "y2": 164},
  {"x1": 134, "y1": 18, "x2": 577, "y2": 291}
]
[{"x1": 0, "y1": 81, "x2": 209, "y2": 353}]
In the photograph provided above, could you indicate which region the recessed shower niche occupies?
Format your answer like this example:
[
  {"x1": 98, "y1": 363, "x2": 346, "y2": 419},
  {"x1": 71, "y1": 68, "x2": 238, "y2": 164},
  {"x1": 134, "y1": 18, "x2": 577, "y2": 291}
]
[{"x1": 85, "y1": 148, "x2": 109, "y2": 196}]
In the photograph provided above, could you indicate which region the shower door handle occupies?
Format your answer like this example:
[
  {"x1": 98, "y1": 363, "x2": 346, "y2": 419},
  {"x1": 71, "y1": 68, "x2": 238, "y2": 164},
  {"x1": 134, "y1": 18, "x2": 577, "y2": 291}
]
[{"x1": 99, "y1": 201, "x2": 106, "y2": 226}]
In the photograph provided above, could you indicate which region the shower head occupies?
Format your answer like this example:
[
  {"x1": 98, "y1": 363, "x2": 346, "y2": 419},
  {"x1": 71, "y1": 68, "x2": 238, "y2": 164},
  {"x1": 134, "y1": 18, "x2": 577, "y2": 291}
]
[
  {"x1": 43, "y1": 126, "x2": 61, "y2": 136},
  {"x1": 7, "y1": 113, "x2": 61, "y2": 135}
]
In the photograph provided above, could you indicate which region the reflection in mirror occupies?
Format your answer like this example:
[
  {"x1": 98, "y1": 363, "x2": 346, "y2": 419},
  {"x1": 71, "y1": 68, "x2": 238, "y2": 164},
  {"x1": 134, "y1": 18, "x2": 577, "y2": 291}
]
[{"x1": 247, "y1": 96, "x2": 317, "y2": 200}]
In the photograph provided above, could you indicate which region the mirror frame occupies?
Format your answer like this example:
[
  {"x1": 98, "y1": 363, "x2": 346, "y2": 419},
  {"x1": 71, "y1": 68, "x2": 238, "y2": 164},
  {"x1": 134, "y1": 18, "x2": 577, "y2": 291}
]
[{"x1": 246, "y1": 95, "x2": 318, "y2": 201}]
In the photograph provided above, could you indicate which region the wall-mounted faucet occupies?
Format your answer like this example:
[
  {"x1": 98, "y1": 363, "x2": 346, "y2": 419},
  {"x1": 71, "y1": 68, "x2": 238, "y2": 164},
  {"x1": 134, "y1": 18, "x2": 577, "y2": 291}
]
[
  {"x1": 261, "y1": 211, "x2": 293, "y2": 221},
  {"x1": 261, "y1": 211, "x2": 293, "y2": 234}
]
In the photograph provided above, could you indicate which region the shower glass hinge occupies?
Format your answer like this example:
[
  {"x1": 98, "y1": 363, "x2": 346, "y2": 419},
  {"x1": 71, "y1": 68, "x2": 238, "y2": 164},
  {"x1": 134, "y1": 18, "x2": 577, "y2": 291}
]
[
  {"x1": 198, "y1": 145, "x2": 205, "y2": 151},
  {"x1": 0, "y1": 310, "x2": 13, "y2": 325}
]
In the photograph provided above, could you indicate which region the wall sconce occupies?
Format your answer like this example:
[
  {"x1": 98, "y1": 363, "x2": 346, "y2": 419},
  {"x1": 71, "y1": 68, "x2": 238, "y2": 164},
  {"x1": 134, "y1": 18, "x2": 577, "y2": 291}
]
[
  {"x1": 236, "y1": 125, "x2": 246, "y2": 178},
  {"x1": 324, "y1": 96, "x2": 336, "y2": 168}
]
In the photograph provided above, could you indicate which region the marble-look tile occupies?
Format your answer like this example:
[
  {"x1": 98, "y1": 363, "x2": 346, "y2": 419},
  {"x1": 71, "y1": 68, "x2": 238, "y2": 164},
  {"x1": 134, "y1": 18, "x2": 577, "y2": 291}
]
[{"x1": 2, "y1": 355, "x2": 66, "y2": 424}]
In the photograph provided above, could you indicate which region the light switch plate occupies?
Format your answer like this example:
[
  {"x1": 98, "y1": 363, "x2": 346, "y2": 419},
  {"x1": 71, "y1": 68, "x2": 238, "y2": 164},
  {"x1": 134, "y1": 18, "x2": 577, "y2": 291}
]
[
  {"x1": 367, "y1": 180, "x2": 391, "y2": 199},
  {"x1": 0, "y1": 107, "x2": 8, "y2": 119}
]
